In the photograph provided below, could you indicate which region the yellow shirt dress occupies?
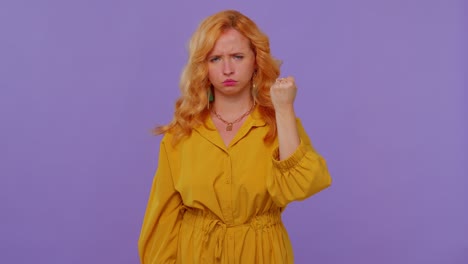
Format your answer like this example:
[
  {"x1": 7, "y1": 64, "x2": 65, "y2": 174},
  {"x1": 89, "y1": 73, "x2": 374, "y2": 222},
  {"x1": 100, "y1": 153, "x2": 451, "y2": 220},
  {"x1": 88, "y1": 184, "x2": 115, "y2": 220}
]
[{"x1": 139, "y1": 108, "x2": 332, "y2": 263}]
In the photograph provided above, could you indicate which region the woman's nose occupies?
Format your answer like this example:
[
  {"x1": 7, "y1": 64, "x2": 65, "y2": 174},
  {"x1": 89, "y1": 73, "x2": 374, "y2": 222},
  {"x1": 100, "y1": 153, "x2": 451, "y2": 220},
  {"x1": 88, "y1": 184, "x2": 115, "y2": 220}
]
[{"x1": 223, "y1": 60, "x2": 234, "y2": 75}]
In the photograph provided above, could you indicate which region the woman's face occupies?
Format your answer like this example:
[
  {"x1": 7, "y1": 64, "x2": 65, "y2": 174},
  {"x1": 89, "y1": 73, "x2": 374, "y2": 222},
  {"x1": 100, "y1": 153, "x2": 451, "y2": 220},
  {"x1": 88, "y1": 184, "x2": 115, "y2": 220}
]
[{"x1": 207, "y1": 28, "x2": 256, "y2": 99}]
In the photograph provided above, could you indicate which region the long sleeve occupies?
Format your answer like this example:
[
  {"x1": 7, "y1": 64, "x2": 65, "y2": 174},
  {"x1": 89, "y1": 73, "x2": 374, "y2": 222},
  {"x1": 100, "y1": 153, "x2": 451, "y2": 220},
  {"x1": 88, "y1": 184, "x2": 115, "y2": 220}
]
[
  {"x1": 138, "y1": 138, "x2": 184, "y2": 264},
  {"x1": 266, "y1": 120, "x2": 332, "y2": 207}
]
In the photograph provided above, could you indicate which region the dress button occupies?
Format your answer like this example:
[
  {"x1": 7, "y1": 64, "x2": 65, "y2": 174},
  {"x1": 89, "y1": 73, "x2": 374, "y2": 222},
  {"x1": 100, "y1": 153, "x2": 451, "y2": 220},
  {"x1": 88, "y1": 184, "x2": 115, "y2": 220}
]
[{"x1": 226, "y1": 179, "x2": 230, "y2": 184}]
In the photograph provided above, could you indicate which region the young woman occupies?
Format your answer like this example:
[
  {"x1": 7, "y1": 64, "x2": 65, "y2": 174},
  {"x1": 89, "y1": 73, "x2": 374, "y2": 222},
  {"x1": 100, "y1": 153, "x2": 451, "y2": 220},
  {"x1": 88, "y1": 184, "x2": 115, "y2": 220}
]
[{"x1": 139, "y1": 9, "x2": 332, "y2": 264}]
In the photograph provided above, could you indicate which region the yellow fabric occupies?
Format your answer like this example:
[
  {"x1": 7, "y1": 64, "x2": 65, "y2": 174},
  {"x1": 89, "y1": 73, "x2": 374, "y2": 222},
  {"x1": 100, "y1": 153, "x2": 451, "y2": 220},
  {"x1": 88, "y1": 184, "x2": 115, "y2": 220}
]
[{"x1": 139, "y1": 107, "x2": 332, "y2": 264}]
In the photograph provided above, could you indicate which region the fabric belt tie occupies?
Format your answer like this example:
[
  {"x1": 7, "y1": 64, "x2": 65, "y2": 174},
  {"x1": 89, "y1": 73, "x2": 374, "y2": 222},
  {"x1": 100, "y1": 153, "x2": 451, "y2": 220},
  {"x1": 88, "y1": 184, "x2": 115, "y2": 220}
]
[{"x1": 204, "y1": 219, "x2": 227, "y2": 260}]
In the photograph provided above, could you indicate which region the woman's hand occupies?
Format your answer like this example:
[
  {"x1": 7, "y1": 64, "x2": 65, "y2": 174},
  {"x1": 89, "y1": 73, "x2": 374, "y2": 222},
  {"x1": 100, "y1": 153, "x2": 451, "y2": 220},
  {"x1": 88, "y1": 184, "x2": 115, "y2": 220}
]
[{"x1": 270, "y1": 76, "x2": 297, "y2": 111}]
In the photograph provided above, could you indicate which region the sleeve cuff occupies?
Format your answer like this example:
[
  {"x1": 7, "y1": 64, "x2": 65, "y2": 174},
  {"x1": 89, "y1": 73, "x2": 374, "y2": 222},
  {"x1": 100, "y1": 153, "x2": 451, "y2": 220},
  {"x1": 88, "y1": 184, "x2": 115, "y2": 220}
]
[{"x1": 272, "y1": 140, "x2": 309, "y2": 171}]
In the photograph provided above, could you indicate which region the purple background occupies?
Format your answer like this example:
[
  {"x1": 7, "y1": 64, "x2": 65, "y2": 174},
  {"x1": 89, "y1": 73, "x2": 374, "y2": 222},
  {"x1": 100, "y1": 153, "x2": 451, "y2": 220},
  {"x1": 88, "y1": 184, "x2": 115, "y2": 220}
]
[{"x1": 1, "y1": 0, "x2": 466, "y2": 263}]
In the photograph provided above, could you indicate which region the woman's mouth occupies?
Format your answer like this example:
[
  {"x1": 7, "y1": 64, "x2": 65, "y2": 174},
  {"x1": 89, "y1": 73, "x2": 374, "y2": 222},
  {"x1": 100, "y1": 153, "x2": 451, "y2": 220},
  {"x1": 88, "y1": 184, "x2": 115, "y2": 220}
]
[{"x1": 222, "y1": 79, "x2": 237, "y2": 86}]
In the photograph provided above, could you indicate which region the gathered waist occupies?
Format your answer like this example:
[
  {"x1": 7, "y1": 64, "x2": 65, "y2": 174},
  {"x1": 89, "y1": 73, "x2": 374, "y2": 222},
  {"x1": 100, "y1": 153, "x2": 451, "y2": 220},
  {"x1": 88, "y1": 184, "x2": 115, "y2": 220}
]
[
  {"x1": 182, "y1": 207, "x2": 284, "y2": 260},
  {"x1": 182, "y1": 207, "x2": 282, "y2": 231},
  {"x1": 181, "y1": 207, "x2": 283, "y2": 260}
]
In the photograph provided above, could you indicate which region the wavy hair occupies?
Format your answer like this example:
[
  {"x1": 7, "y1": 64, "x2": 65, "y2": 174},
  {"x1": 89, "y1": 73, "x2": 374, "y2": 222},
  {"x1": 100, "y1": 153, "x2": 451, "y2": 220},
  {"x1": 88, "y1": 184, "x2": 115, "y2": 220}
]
[{"x1": 155, "y1": 10, "x2": 281, "y2": 144}]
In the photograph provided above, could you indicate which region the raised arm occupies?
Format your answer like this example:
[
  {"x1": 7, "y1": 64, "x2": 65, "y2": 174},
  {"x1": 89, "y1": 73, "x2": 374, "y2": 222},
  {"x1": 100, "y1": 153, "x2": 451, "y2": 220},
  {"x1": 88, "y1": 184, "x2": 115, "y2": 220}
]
[
  {"x1": 267, "y1": 77, "x2": 332, "y2": 207},
  {"x1": 271, "y1": 76, "x2": 300, "y2": 160}
]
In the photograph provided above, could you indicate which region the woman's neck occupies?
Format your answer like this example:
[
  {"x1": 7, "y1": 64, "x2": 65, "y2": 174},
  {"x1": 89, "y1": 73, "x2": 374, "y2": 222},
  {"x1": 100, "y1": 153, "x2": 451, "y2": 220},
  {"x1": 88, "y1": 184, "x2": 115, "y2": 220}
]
[{"x1": 212, "y1": 93, "x2": 254, "y2": 121}]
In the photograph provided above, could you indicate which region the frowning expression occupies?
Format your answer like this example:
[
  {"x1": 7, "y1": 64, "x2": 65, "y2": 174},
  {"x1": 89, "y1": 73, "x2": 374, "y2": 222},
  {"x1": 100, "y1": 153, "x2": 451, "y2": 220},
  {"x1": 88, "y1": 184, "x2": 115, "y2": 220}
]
[{"x1": 207, "y1": 29, "x2": 256, "y2": 98}]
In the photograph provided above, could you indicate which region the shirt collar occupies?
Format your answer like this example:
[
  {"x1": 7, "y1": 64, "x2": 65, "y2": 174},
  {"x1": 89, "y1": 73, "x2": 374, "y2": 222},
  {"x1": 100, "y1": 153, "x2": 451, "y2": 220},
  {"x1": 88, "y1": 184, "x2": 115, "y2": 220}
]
[{"x1": 193, "y1": 105, "x2": 267, "y2": 150}]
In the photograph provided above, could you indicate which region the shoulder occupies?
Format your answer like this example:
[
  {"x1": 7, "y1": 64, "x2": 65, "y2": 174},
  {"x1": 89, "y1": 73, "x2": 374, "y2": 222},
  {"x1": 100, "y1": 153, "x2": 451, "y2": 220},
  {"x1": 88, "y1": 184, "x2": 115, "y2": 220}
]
[
  {"x1": 159, "y1": 129, "x2": 193, "y2": 153},
  {"x1": 159, "y1": 131, "x2": 178, "y2": 150},
  {"x1": 160, "y1": 131, "x2": 174, "y2": 144}
]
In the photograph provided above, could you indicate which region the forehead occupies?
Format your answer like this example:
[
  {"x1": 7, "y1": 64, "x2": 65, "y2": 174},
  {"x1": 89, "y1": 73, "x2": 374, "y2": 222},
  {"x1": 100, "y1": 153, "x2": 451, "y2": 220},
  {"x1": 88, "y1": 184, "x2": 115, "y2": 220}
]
[{"x1": 210, "y1": 28, "x2": 252, "y2": 54}]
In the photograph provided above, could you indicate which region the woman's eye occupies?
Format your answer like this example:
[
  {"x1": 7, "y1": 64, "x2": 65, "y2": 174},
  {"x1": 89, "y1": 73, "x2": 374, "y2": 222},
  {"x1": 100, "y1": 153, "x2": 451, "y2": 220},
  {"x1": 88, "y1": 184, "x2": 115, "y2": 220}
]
[
  {"x1": 234, "y1": 55, "x2": 244, "y2": 60},
  {"x1": 209, "y1": 57, "x2": 220, "y2": 62}
]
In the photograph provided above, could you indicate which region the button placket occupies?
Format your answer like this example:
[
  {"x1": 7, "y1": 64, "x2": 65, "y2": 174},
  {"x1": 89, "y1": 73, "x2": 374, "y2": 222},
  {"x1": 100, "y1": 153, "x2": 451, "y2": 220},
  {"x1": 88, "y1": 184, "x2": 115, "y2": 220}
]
[
  {"x1": 223, "y1": 153, "x2": 234, "y2": 225},
  {"x1": 225, "y1": 154, "x2": 232, "y2": 185}
]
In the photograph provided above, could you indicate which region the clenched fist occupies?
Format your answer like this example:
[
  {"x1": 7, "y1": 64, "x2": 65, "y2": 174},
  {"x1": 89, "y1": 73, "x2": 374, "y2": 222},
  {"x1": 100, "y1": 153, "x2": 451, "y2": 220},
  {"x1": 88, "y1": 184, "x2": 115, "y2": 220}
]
[{"x1": 270, "y1": 76, "x2": 297, "y2": 111}]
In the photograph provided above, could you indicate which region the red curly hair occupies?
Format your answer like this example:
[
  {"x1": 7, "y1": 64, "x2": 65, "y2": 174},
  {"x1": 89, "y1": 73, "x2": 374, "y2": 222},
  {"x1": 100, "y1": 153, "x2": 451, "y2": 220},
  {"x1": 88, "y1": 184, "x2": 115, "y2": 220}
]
[{"x1": 155, "y1": 10, "x2": 281, "y2": 144}]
